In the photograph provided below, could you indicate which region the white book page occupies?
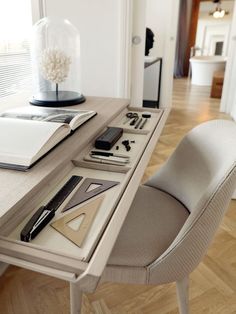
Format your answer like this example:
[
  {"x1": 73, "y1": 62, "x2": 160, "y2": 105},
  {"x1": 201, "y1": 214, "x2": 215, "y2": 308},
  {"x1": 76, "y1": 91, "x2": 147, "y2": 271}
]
[
  {"x1": 0, "y1": 106, "x2": 96, "y2": 131},
  {"x1": 69, "y1": 110, "x2": 96, "y2": 130},
  {"x1": 0, "y1": 118, "x2": 69, "y2": 166}
]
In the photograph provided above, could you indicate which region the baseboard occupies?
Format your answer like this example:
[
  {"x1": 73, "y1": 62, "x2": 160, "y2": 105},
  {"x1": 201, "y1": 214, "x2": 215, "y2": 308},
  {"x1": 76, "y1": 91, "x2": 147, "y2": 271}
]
[{"x1": 0, "y1": 262, "x2": 8, "y2": 276}]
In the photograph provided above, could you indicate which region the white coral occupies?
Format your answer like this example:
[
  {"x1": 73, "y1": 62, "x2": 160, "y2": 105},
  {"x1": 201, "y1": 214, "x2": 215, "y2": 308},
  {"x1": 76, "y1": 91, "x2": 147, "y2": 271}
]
[{"x1": 40, "y1": 48, "x2": 71, "y2": 84}]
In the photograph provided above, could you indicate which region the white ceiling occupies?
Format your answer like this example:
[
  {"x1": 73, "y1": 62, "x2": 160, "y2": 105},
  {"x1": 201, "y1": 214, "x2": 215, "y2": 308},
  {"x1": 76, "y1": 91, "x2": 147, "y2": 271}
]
[{"x1": 200, "y1": 1, "x2": 235, "y2": 13}]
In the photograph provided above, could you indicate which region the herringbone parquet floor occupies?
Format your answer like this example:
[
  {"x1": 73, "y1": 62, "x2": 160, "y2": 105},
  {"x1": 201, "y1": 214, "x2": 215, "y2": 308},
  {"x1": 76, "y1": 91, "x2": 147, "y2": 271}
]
[{"x1": 0, "y1": 78, "x2": 235, "y2": 314}]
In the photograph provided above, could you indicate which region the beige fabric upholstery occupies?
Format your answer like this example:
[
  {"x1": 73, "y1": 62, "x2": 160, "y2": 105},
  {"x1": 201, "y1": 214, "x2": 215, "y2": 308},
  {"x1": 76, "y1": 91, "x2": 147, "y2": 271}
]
[
  {"x1": 108, "y1": 186, "x2": 189, "y2": 267},
  {"x1": 146, "y1": 120, "x2": 236, "y2": 213},
  {"x1": 103, "y1": 120, "x2": 236, "y2": 288},
  {"x1": 101, "y1": 265, "x2": 147, "y2": 285},
  {"x1": 147, "y1": 166, "x2": 236, "y2": 285}
]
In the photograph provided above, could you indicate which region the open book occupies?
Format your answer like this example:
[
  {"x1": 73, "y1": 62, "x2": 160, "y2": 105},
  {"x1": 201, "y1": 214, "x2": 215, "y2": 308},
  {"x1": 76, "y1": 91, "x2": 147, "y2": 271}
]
[{"x1": 0, "y1": 106, "x2": 96, "y2": 170}]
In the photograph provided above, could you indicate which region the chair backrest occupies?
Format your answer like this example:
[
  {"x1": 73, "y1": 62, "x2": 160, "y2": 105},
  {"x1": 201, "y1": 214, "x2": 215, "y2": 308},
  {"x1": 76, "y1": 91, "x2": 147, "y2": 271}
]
[
  {"x1": 144, "y1": 120, "x2": 236, "y2": 284},
  {"x1": 146, "y1": 119, "x2": 236, "y2": 213}
]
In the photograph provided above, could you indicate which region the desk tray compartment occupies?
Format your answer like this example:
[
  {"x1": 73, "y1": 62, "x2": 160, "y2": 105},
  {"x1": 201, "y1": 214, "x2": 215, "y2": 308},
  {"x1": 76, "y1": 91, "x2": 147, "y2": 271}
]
[{"x1": 0, "y1": 107, "x2": 165, "y2": 275}]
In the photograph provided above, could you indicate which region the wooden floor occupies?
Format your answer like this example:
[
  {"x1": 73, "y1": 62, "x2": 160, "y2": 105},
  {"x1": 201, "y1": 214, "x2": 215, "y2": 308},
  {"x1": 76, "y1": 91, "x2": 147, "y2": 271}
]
[{"x1": 0, "y1": 78, "x2": 236, "y2": 314}]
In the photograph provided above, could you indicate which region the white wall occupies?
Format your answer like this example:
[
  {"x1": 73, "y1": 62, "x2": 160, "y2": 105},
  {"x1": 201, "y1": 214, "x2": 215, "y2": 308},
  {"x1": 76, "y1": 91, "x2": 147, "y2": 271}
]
[
  {"x1": 130, "y1": 0, "x2": 146, "y2": 107},
  {"x1": 145, "y1": 0, "x2": 179, "y2": 107},
  {"x1": 210, "y1": 1, "x2": 236, "y2": 199},
  {"x1": 44, "y1": 0, "x2": 124, "y2": 98},
  {"x1": 44, "y1": 0, "x2": 179, "y2": 106},
  {"x1": 221, "y1": 1, "x2": 236, "y2": 116},
  {"x1": 146, "y1": 1, "x2": 166, "y2": 58}
]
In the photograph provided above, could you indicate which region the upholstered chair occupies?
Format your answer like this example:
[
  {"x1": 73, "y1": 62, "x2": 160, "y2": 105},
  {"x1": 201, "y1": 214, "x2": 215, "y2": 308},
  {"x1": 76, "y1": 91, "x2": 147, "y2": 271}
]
[{"x1": 101, "y1": 120, "x2": 236, "y2": 314}]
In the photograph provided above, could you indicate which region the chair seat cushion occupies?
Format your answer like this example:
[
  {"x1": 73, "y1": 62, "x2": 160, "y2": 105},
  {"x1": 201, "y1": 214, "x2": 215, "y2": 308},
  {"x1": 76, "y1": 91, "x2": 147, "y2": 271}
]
[{"x1": 108, "y1": 185, "x2": 190, "y2": 267}]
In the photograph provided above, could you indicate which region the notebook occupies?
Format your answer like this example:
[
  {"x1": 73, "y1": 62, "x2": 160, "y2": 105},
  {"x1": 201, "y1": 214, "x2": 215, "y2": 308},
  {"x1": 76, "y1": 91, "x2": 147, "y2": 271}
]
[{"x1": 0, "y1": 106, "x2": 96, "y2": 170}]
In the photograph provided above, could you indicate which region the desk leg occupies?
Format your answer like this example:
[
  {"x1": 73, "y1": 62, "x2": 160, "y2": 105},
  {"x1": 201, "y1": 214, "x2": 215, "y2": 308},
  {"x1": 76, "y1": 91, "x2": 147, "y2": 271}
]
[
  {"x1": 0, "y1": 262, "x2": 8, "y2": 276},
  {"x1": 70, "y1": 282, "x2": 83, "y2": 314}
]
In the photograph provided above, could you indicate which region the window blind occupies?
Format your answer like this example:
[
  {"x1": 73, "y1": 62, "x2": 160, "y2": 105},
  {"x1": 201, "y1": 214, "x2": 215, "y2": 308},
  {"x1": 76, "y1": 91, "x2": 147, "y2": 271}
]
[
  {"x1": 0, "y1": 49, "x2": 32, "y2": 98},
  {"x1": 0, "y1": 0, "x2": 33, "y2": 99}
]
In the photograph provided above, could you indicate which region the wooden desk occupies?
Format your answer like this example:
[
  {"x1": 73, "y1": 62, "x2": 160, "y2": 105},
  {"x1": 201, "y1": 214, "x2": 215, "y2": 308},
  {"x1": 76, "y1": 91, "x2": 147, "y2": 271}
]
[{"x1": 0, "y1": 96, "x2": 169, "y2": 313}]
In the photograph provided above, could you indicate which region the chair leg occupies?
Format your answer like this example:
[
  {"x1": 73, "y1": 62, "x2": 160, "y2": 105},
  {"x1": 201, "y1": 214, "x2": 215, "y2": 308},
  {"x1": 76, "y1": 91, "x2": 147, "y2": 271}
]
[
  {"x1": 70, "y1": 282, "x2": 83, "y2": 314},
  {"x1": 176, "y1": 276, "x2": 189, "y2": 314}
]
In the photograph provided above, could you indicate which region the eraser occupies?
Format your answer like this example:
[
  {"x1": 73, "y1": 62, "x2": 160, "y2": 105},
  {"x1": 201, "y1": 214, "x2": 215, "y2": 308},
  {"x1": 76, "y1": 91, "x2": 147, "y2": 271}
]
[{"x1": 142, "y1": 112, "x2": 152, "y2": 118}]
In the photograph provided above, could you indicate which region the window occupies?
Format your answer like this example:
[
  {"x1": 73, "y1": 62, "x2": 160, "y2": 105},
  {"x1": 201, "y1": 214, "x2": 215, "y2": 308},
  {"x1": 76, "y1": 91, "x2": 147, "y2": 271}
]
[{"x1": 0, "y1": 0, "x2": 33, "y2": 98}]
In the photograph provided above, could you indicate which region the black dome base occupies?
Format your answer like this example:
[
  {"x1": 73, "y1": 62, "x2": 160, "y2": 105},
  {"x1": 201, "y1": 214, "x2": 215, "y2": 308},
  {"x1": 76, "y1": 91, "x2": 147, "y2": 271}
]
[{"x1": 30, "y1": 91, "x2": 86, "y2": 107}]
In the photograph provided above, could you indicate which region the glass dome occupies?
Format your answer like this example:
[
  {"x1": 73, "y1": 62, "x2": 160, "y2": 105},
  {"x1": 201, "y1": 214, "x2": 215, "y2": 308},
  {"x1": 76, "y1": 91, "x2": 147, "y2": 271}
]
[{"x1": 30, "y1": 17, "x2": 85, "y2": 107}]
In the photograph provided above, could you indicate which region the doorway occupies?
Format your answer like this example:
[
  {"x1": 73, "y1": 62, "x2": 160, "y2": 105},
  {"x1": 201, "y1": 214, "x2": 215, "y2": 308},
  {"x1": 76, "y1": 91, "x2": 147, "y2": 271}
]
[
  {"x1": 130, "y1": 0, "x2": 180, "y2": 108},
  {"x1": 173, "y1": 0, "x2": 235, "y2": 114}
]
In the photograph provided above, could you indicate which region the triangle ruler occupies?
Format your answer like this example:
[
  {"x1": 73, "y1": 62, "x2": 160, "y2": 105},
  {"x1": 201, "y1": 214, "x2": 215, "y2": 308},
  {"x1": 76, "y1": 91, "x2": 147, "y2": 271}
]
[
  {"x1": 51, "y1": 195, "x2": 104, "y2": 247},
  {"x1": 62, "y1": 178, "x2": 119, "y2": 212}
]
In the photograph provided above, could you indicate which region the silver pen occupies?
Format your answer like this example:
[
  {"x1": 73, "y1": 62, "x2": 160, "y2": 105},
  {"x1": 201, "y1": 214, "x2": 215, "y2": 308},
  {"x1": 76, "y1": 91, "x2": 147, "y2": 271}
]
[
  {"x1": 90, "y1": 151, "x2": 130, "y2": 159},
  {"x1": 85, "y1": 156, "x2": 125, "y2": 166},
  {"x1": 89, "y1": 154, "x2": 129, "y2": 164}
]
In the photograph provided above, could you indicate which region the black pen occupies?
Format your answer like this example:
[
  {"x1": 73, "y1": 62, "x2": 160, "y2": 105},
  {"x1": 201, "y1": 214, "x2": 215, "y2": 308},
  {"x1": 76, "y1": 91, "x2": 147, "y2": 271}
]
[
  {"x1": 139, "y1": 118, "x2": 148, "y2": 129},
  {"x1": 135, "y1": 118, "x2": 143, "y2": 129}
]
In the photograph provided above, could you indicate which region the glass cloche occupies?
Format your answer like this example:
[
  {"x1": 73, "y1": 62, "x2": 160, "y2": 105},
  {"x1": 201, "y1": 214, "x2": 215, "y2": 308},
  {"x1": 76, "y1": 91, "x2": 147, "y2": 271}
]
[{"x1": 30, "y1": 17, "x2": 85, "y2": 106}]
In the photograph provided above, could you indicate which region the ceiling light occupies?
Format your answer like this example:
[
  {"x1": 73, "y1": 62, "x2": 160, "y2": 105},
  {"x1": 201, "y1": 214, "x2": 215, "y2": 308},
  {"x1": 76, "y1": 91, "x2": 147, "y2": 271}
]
[
  {"x1": 219, "y1": 9, "x2": 226, "y2": 18},
  {"x1": 209, "y1": 1, "x2": 229, "y2": 19},
  {"x1": 213, "y1": 10, "x2": 221, "y2": 18}
]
